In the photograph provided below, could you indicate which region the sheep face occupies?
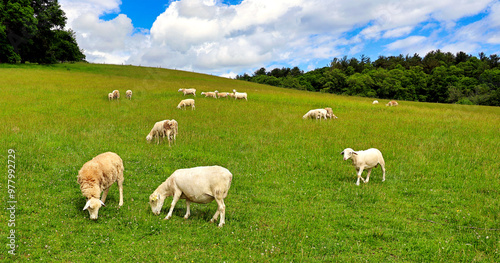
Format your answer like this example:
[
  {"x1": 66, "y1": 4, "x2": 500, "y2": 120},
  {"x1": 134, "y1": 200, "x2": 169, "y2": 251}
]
[
  {"x1": 341, "y1": 148, "x2": 355, "y2": 161},
  {"x1": 149, "y1": 192, "x2": 165, "y2": 215},
  {"x1": 83, "y1": 198, "x2": 105, "y2": 220},
  {"x1": 146, "y1": 134, "x2": 153, "y2": 141}
]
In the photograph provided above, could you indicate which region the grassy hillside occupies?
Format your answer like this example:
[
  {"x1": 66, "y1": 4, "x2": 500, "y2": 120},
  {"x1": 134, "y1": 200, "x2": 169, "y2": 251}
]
[{"x1": 1, "y1": 63, "x2": 499, "y2": 262}]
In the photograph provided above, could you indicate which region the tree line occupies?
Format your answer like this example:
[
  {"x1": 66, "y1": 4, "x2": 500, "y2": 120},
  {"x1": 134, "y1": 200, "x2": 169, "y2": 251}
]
[
  {"x1": 236, "y1": 50, "x2": 500, "y2": 106},
  {"x1": 0, "y1": 0, "x2": 85, "y2": 64}
]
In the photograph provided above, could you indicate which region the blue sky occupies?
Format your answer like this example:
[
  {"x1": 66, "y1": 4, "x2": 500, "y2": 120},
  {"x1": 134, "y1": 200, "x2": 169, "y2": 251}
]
[{"x1": 61, "y1": 0, "x2": 500, "y2": 77}]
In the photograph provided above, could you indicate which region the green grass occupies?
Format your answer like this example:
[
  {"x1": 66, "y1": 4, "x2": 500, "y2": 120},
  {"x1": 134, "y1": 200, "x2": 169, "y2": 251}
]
[{"x1": 1, "y1": 62, "x2": 499, "y2": 262}]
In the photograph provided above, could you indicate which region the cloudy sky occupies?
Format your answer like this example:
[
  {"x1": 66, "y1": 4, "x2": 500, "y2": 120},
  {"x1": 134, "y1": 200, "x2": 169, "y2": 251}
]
[{"x1": 59, "y1": 0, "x2": 500, "y2": 78}]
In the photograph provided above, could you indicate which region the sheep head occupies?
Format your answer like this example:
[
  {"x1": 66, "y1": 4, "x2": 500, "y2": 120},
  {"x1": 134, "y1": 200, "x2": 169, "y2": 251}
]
[
  {"x1": 341, "y1": 148, "x2": 355, "y2": 161},
  {"x1": 149, "y1": 192, "x2": 164, "y2": 215},
  {"x1": 83, "y1": 198, "x2": 105, "y2": 220}
]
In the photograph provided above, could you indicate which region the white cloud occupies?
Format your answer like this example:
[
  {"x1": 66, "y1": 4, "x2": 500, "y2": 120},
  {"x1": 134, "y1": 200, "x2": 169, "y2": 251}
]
[{"x1": 60, "y1": 0, "x2": 498, "y2": 76}]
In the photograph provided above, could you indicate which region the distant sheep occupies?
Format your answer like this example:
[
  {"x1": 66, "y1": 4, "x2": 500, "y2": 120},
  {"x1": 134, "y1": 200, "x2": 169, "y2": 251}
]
[
  {"x1": 126, "y1": 90, "x2": 132, "y2": 100},
  {"x1": 146, "y1": 120, "x2": 167, "y2": 144},
  {"x1": 77, "y1": 152, "x2": 124, "y2": 220},
  {"x1": 303, "y1": 109, "x2": 327, "y2": 120},
  {"x1": 341, "y1": 148, "x2": 386, "y2": 185},
  {"x1": 232, "y1": 89, "x2": 248, "y2": 100},
  {"x1": 324, "y1": 108, "x2": 338, "y2": 119},
  {"x1": 217, "y1": 92, "x2": 229, "y2": 98},
  {"x1": 149, "y1": 166, "x2": 233, "y2": 227},
  {"x1": 178, "y1": 88, "x2": 196, "y2": 96},
  {"x1": 373, "y1": 100, "x2": 379, "y2": 104},
  {"x1": 177, "y1": 99, "x2": 195, "y2": 110},
  {"x1": 201, "y1": 90, "x2": 218, "y2": 98},
  {"x1": 108, "y1": 93, "x2": 114, "y2": 101},
  {"x1": 163, "y1": 119, "x2": 178, "y2": 146},
  {"x1": 386, "y1": 100, "x2": 398, "y2": 106},
  {"x1": 112, "y1": 90, "x2": 120, "y2": 100},
  {"x1": 228, "y1": 92, "x2": 235, "y2": 98}
]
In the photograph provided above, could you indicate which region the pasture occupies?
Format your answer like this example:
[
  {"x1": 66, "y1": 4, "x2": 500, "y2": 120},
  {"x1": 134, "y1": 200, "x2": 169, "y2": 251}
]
[{"x1": 0, "y1": 63, "x2": 499, "y2": 261}]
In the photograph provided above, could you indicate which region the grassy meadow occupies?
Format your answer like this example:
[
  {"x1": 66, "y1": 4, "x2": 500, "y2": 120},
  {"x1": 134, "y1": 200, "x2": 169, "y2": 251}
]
[{"x1": 1, "y1": 63, "x2": 499, "y2": 262}]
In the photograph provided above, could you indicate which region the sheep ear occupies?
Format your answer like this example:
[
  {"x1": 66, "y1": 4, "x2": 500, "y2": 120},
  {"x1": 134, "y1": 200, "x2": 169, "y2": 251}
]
[
  {"x1": 340, "y1": 151, "x2": 344, "y2": 155},
  {"x1": 83, "y1": 200, "x2": 91, "y2": 211},
  {"x1": 353, "y1": 152, "x2": 358, "y2": 155},
  {"x1": 100, "y1": 200, "x2": 106, "y2": 207}
]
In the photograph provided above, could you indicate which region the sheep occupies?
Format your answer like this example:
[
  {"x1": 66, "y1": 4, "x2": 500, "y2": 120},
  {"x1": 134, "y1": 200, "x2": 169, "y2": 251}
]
[
  {"x1": 108, "y1": 93, "x2": 114, "y2": 101},
  {"x1": 386, "y1": 100, "x2": 398, "y2": 106},
  {"x1": 112, "y1": 90, "x2": 120, "y2": 100},
  {"x1": 126, "y1": 90, "x2": 132, "y2": 100},
  {"x1": 146, "y1": 120, "x2": 167, "y2": 144},
  {"x1": 163, "y1": 119, "x2": 178, "y2": 146},
  {"x1": 324, "y1": 107, "x2": 338, "y2": 119},
  {"x1": 217, "y1": 92, "x2": 229, "y2": 98},
  {"x1": 373, "y1": 100, "x2": 379, "y2": 104},
  {"x1": 149, "y1": 165, "x2": 233, "y2": 227},
  {"x1": 232, "y1": 89, "x2": 248, "y2": 100},
  {"x1": 176, "y1": 99, "x2": 195, "y2": 110},
  {"x1": 228, "y1": 92, "x2": 235, "y2": 98},
  {"x1": 303, "y1": 109, "x2": 327, "y2": 120},
  {"x1": 341, "y1": 148, "x2": 386, "y2": 185},
  {"x1": 77, "y1": 152, "x2": 124, "y2": 220},
  {"x1": 201, "y1": 90, "x2": 218, "y2": 98},
  {"x1": 178, "y1": 88, "x2": 196, "y2": 97}
]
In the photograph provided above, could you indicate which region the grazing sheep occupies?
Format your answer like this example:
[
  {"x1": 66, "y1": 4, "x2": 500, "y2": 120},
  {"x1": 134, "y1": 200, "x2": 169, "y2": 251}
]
[
  {"x1": 146, "y1": 120, "x2": 167, "y2": 144},
  {"x1": 386, "y1": 100, "x2": 398, "y2": 106},
  {"x1": 108, "y1": 93, "x2": 114, "y2": 101},
  {"x1": 373, "y1": 100, "x2": 379, "y2": 104},
  {"x1": 112, "y1": 90, "x2": 120, "y2": 100},
  {"x1": 149, "y1": 166, "x2": 233, "y2": 227},
  {"x1": 341, "y1": 148, "x2": 386, "y2": 185},
  {"x1": 303, "y1": 109, "x2": 327, "y2": 120},
  {"x1": 178, "y1": 88, "x2": 196, "y2": 96},
  {"x1": 77, "y1": 152, "x2": 124, "y2": 220},
  {"x1": 176, "y1": 99, "x2": 195, "y2": 110},
  {"x1": 228, "y1": 92, "x2": 235, "y2": 98},
  {"x1": 126, "y1": 90, "x2": 132, "y2": 100},
  {"x1": 217, "y1": 92, "x2": 229, "y2": 98},
  {"x1": 201, "y1": 91, "x2": 218, "y2": 98},
  {"x1": 163, "y1": 119, "x2": 178, "y2": 146},
  {"x1": 232, "y1": 89, "x2": 248, "y2": 100}
]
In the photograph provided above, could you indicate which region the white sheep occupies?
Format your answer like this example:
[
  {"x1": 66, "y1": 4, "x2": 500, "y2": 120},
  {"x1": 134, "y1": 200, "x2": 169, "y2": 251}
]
[
  {"x1": 341, "y1": 148, "x2": 386, "y2": 185},
  {"x1": 232, "y1": 89, "x2": 248, "y2": 100},
  {"x1": 77, "y1": 152, "x2": 124, "y2": 220},
  {"x1": 324, "y1": 107, "x2": 338, "y2": 119},
  {"x1": 386, "y1": 100, "x2": 398, "y2": 106},
  {"x1": 112, "y1": 90, "x2": 120, "y2": 100},
  {"x1": 373, "y1": 100, "x2": 379, "y2": 104},
  {"x1": 201, "y1": 90, "x2": 218, "y2": 98},
  {"x1": 176, "y1": 99, "x2": 195, "y2": 110},
  {"x1": 126, "y1": 90, "x2": 132, "y2": 100},
  {"x1": 149, "y1": 166, "x2": 233, "y2": 227},
  {"x1": 178, "y1": 88, "x2": 196, "y2": 96},
  {"x1": 146, "y1": 120, "x2": 167, "y2": 144},
  {"x1": 228, "y1": 92, "x2": 235, "y2": 98},
  {"x1": 108, "y1": 93, "x2": 114, "y2": 101},
  {"x1": 303, "y1": 109, "x2": 327, "y2": 120},
  {"x1": 217, "y1": 92, "x2": 229, "y2": 98},
  {"x1": 163, "y1": 119, "x2": 178, "y2": 146}
]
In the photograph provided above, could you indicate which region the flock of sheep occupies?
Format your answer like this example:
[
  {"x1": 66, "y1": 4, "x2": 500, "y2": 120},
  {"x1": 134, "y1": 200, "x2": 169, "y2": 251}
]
[{"x1": 81, "y1": 88, "x2": 396, "y2": 225}]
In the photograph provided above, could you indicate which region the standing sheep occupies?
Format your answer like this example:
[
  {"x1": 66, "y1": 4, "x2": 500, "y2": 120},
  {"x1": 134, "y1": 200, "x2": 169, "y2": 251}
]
[
  {"x1": 77, "y1": 152, "x2": 124, "y2": 220},
  {"x1": 163, "y1": 119, "x2": 178, "y2": 146},
  {"x1": 126, "y1": 90, "x2": 132, "y2": 100},
  {"x1": 217, "y1": 92, "x2": 229, "y2": 98},
  {"x1": 303, "y1": 109, "x2": 327, "y2": 120},
  {"x1": 341, "y1": 148, "x2": 386, "y2": 185},
  {"x1": 177, "y1": 99, "x2": 195, "y2": 110},
  {"x1": 201, "y1": 91, "x2": 218, "y2": 98},
  {"x1": 149, "y1": 166, "x2": 233, "y2": 227},
  {"x1": 178, "y1": 88, "x2": 196, "y2": 96},
  {"x1": 112, "y1": 90, "x2": 120, "y2": 100},
  {"x1": 232, "y1": 89, "x2": 248, "y2": 100},
  {"x1": 108, "y1": 93, "x2": 114, "y2": 101}
]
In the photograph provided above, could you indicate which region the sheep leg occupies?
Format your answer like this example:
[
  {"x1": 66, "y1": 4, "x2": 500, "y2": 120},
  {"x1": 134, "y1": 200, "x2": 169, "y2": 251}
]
[
  {"x1": 183, "y1": 201, "x2": 191, "y2": 219},
  {"x1": 356, "y1": 167, "x2": 366, "y2": 186},
  {"x1": 117, "y1": 177, "x2": 124, "y2": 207},
  {"x1": 165, "y1": 192, "x2": 181, "y2": 220},
  {"x1": 365, "y1": 169, "x2": 372, "y2": 183},
  {"x1": 211, "y1": 198, "x2": 226, "y2": 227},
  {"x1": 101, "y1": 188, "x2": 109, "y2": 203}
]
